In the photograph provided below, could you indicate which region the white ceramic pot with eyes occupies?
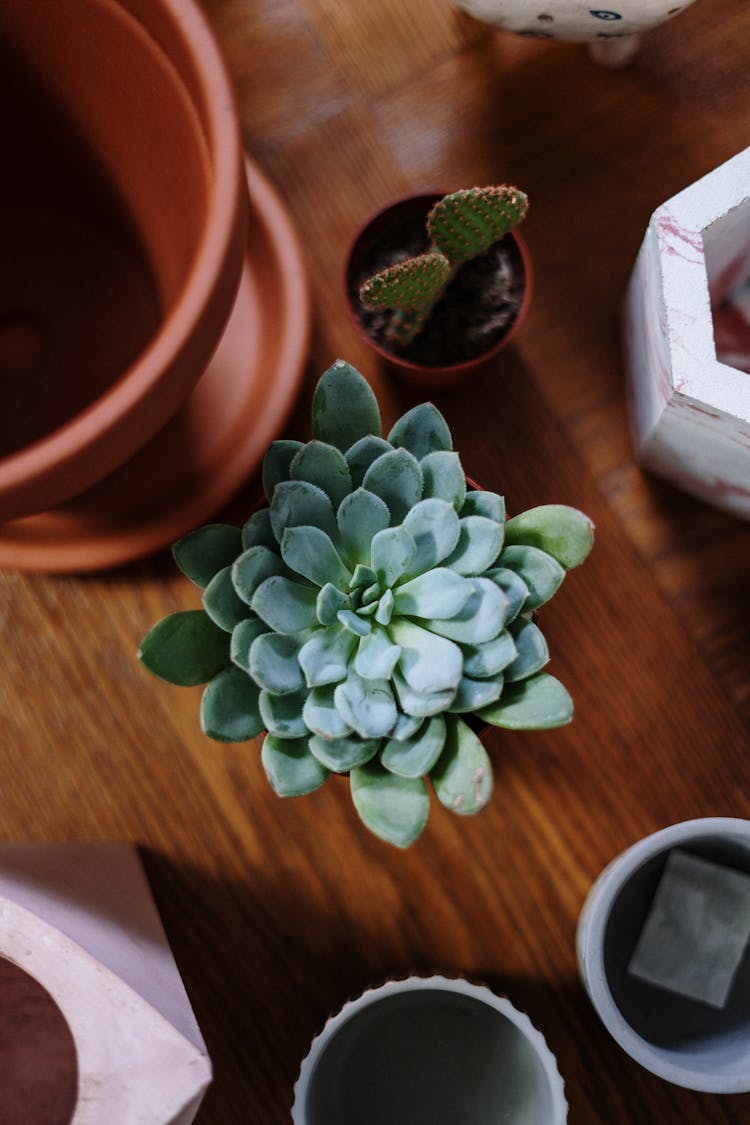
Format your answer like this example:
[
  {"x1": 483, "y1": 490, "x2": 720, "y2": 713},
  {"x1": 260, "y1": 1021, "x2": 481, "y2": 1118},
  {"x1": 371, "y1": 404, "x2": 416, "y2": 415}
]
[{"x1": 453, "y1": 0, "x2": 699, "y2": 66}]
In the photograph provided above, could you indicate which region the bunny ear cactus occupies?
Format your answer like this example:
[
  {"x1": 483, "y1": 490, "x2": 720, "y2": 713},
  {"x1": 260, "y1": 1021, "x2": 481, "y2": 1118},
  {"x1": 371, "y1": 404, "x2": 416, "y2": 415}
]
[
  {"x1": 139, "y1": 360, "x2": 593, "y2": 848},
  {"x1": 359, "y1": 186, "x2": 529, "y2": 347}
]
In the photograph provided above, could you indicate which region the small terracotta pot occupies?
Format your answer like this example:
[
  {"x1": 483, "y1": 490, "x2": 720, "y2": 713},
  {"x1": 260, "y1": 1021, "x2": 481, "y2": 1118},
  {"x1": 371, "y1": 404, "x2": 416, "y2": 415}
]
[
  {"x1": 0, "y1": 0, "x2": 247, "y2": 522},
  {"x1": 343, "y1": 193, "x2": 532, "y2": 390}
]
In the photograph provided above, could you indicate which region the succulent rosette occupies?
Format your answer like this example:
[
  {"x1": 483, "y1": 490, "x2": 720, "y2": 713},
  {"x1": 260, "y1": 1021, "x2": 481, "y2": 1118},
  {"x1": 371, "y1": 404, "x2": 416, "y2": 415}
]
[{"x1": 139, "y1": 361, "x2": 593, "y2": 846}]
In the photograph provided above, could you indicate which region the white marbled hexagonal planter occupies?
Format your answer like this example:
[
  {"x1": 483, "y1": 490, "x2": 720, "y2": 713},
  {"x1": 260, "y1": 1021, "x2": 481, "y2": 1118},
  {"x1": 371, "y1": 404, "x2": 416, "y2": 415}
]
[
  {"x1": 624, "y1": 146, "x2": 750, "y2": 520},
  {"x1": 0, "y1": 841, "x2": 211, "y2": 1124}
]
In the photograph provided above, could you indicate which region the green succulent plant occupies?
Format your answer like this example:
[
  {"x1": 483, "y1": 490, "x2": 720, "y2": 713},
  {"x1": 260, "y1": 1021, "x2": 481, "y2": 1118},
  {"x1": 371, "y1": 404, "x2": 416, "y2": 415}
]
[
  {"x1": 139, "y1": 360, "x2": 593, "y2": 847},
  {"x1": 359, "y1": 185, "x2": 528, "y2": 346}
]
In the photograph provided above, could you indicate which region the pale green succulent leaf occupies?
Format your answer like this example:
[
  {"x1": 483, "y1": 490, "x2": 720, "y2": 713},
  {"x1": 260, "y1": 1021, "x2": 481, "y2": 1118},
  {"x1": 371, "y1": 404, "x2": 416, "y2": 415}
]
[
  {"x1": 392, "y1": 670, "x2": 456, "y2": 718},
  {"x1": 202, "y1": 566, "x2": 251, "y2": 632},
  {"x1": 298, "y1": 623, "x2": 356, "y2": 687},
  {"x1": 389, "y1": 618, "x2": 463, "y2": 694},
  {"x1": 232, "y1": 545, "x2": 287, "y2": 606},
  {"x1": 370, "y1": 525, "x2": 417, "y2": 588},
  {"x1": 281, "y1": 525, "x2": 352, "y2": 589},
  {"x1": 316, "y1": 582, "x2": 350, "y2": 626},
  {"x1": 345, "y1": 435, "x2": 392, "y2": 488},
  {"x1": 249, "y1": 632, "x2": 305, "y2": 695},
  {"x1": 138, "y1": 611, "x2": 230, "y2": 686},
  {"x1": 375, "y1": 588, "x2": 394, "y2": 626},
  {"x1": 448, "y1": 675, "x2": 503, "y2": 713},
  {"x1": 444, "y1": 515, "x2": 504, "y2": 576},
  {"x1": 432, "y1": 716, "x2": 493, "y2": 816},
  {"x1": 290, "y1": 439, "x2": 353, "y2": 509},
  {"x1": 478, "y1": 672, "x2": 573, "y2": 729},
  {"x1": 350, "y1": 565, "x2": 376, "y2": 591},
  {"x1": 460, "y1": 490, "x2": 505, "y2": 523},
  {"x1": 498, "y1": 545, "x2": 565, "y2": 610},
  {"x1": 504, "y1": 504, "x2": 594, "y2": 570},
  {"x1": 427, "y1": 578, "x2": 507, "y2": 645},
  {"x1": 337, "y1": 609, "x2": 371, "y2": 637},
  {"x1": 461, "y1": 630, "x2": 517, "y2": 678},
  {"x1": 361, "y1": 582, "x2": 381, "y2": 606},
  {"x1": 173, "y1": 524, "x2": 243, "y2": 588},
  {"x1": 270, "y1": 479, "x2": 337, "y2": 543},
  {"x1": 362, "y1": 449, "x2": 423, "y2": 525},
  {"x1": 393, "y1": 568, "x2": 473, "y2": 620},
  {"x1": 388, "y1": 711, "x2": 424, "y2": 742},
  {"x1": 230, "y1": 616, "x2": 270, "y2": 673},
  {"x1": 252, "y1": 576, "x2": 318, "y2": 634},
  {"x1": 402, "y1": 498, "x2": 461, "y2": 576},
  {"x1": 241, "y1": 508, "x2": 278, "y2": 551},
  {"x1": 309, "y1": 733, "x2": 380, "y2": 773},
  {"x1": 387, "y1": 403, "x2": 452, "y2": 460},
  {"x1": 334, "y1": 671, "x2": 398, "y2": 739},
  {"x1": 303, "y1": 685, "x2": 354, "y2": 740},
  {"x1": 381, "y1": 714, "x2": 446, "y2": 779},
  {"x1": 200, "y1": 666, "x2": 263, "y2": 741},
  {"x1": 336, "y1": 488, "x2": 390, "y2": 568},
  {"x1": 262, "y1": 439, "x2": 304, "y2": 502},
  {"x1": 485, "y1": 567, "x2": 530, "y2": 623},
  {"x1": 259, "y1": 688, "x2": 309, "y2": 738},
  {"x1": 355, "y1": 626, "x2": 402, "y2": 681},
  {"x1": 312, "y1": 361, "x2": 382, "y2": 451},
  {"x1": 505, "y1": 618, "x2": 549, "y2": 683},
  {"x1": 261, "y1": 735, "x2": 329, "y2": 797},
  {"x1": 420, "y1": 451, "x2": 466, "y2": 511},
  {"x1": 350, "y1": 761, "x2": 429, "y2": 848}
]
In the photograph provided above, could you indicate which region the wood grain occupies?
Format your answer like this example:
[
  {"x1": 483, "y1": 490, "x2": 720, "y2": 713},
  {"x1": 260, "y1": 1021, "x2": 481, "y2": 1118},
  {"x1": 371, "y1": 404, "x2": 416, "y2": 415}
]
[{"x1": 3, "y1": 0, "x2": 750, "y2": 1121}]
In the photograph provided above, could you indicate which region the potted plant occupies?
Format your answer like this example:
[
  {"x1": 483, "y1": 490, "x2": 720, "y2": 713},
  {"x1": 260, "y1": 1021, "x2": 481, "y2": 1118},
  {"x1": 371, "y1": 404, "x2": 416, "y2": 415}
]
[
  {"x1": 139, "y1": 360, "x2": 594, "y2": 847},
  {"x1": 344, "y1": 186, "x2": 532, "y2": 388}
]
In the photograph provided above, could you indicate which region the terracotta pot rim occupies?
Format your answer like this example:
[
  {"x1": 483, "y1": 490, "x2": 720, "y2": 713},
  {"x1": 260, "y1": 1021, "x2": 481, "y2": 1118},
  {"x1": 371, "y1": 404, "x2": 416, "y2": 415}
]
[
  {"x1": 0, "y1": 0, "x2": 245, "y2": 506},
  {"x1": 343, "y1": 191, "x2": 533, "y2": 380}
]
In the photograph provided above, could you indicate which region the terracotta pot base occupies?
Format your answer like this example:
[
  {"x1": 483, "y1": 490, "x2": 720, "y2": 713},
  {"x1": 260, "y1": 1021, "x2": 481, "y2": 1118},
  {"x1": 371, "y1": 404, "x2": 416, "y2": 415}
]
[{"x1": 0, "y1": 159, "x2": 309, "y2": 573}]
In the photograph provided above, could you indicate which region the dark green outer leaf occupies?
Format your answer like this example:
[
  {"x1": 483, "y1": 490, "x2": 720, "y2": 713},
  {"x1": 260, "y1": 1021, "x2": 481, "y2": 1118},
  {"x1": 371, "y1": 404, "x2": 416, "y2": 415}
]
[
  {"x1": 312, "y1": 361, "x2": 382, "y2": 451},
  {"x1": 200, "y1": 666, "x2": 263, "y2": 741},
  {"x1": 432, "y1": 716, "x2": 493, "y2": 816},
  {"x1": 172, "y1": 524, "x2": 243, "y2": 588},
  {"x1": 138, "y1": 611, "x2": 230, "y2": 686},
  {"x1": 202, "y1": 567, "x2": 251, "y2": 632},
  {"x1": 261, "y1": 735, "x2": 329, "y2": 797}
]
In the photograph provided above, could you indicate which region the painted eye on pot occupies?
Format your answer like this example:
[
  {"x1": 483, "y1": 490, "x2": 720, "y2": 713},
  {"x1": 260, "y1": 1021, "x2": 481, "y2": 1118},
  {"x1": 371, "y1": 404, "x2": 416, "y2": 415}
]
[{"x1": 590, "y1": 9, "x2": 622, "y2": 18}]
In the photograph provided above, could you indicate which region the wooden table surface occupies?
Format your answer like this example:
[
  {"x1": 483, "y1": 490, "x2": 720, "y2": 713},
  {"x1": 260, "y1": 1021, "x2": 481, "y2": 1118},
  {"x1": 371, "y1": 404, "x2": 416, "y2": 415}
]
[{"x1": 4, "y1": 0, "x2": 750, "y2": 1121}]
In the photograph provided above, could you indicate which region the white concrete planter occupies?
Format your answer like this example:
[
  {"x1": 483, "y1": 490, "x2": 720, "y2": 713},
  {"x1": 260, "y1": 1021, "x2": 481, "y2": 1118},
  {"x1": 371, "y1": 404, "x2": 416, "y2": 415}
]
[
  {"x1": 577, "y1": 818, "x2": 750, "y2": 1093},
  {"x1": 293, "y1": 975, "x2": 567, "y2": 1124},
  {"x1": 452, "y1": 2, "x2": 698, "y2": 66},
  {"x1": 0, "y1": 841, "x2": 211, "y2": 1124},
  {"x1": 624, "y1": 146, "x2": 750, "y2": 520}
]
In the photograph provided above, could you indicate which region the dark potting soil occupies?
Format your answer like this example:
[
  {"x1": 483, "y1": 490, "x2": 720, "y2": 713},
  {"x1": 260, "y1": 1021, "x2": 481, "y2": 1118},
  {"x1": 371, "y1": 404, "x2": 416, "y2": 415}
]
[{"x1": 348, "y1": 212, "x2": 526, "y2": 367}]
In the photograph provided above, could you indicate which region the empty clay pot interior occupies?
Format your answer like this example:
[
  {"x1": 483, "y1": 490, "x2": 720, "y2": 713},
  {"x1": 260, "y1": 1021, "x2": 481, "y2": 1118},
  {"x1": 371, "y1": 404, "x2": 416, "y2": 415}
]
[
  {"x1": 603, "y1": 833, "x2": 750, "y2": 1078},
  {"x1": 703, "y1": 201, "x2": 750, "y2": 374},
  {"x1": 0, "y1": 955, "x2": 77, "y2": 1124},
  {"x1": 0, "y1": 0, "x2": 212, "y2": 459},
  {"x1": 304, "y1": 989, "x2": 554, "y2": 1125}
]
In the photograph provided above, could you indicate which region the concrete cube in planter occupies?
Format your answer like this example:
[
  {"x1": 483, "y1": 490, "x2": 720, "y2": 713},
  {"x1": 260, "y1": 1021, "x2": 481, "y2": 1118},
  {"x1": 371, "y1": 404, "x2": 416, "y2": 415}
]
[
  {"x1": 0, "y1": 841, "x2": 211, "y2": 1124},
  {"x1": 624, "y1": 146, "x2": 750, "y2": 520}
]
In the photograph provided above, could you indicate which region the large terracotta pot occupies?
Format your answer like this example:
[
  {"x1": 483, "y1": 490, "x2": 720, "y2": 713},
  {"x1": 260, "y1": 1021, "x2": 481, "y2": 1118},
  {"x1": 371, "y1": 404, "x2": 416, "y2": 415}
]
[{"x1": 0, "y1": 0, "x2": 247, "y2": 524}]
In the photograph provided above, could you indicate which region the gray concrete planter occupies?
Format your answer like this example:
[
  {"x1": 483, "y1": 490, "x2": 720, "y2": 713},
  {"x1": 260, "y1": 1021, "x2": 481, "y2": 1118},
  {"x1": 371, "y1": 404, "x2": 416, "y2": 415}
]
[{"x1": 577, "y1": 817, "x2": 750, "y2": 1093}]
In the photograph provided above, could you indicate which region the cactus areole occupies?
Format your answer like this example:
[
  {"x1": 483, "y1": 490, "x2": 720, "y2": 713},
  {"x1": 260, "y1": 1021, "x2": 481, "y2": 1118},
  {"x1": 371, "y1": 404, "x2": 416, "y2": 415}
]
[
  {"x1": 139, "y1": 361, "x2": 593, "y2": 847},
  {"x1": 346, "y1": 187, "x2": 531, "y2": 380}
]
